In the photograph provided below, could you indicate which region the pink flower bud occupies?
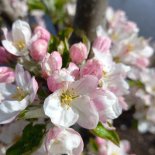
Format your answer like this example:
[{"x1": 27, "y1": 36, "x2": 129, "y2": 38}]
[
  {"x1": 93, "y1": 36, "x2": 111, "y2": 53},
  {"x1": 41, "y1": 52, "x2": 62, "y2": 78},
  {"x1": 0, "y1": 46, "x2": 12, "y2": 64},
  {"x1": 30, "y1": 39, "x2": 48, "y2": 62},
  {"x1": 34, "y1": 26, "x2": 50, "y2": 42},
  {"x1": 0, "y1": 67, "x2": 15, "y2": 83},
  {"x1": 70, "y1": 42, "x2": 88, "y2": 64},
  {"x1": 80, "y1": 59, "x2": 103, "y2": 79}
]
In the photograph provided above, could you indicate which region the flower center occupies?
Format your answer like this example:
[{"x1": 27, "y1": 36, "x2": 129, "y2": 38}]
[
  {"x1": 60, "y1": 89, "x2": 79, "y2": 109},
  {"x1": 12, "y1": 86, "x2": 27, "y2": 101},
  {"x1": 126, "y1": 43, "x2": 134, "y2": 53},
  {"x1": 14, "y1": 40, "x2": 26, "y2": 50}
]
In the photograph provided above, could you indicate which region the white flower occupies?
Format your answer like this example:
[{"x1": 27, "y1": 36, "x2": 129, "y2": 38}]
[
  {"x1": 140, "y1": 68, "x2": 155, "y2": 96},
  {"x1": 93, "y1": 89, "x2": 122, "y2": 123},
  {"x1": 0, "y1": 64, "x2": 38, "y2": 124},
  {"x1": 46, "y1": 127, "x2": 83, "y2": 155},
  {"x1": 2, "y1": 20, "x2": 31, "y2": 56},
  {"x1": 44, "y1": 75, "x2": 99, "y2": 129}
]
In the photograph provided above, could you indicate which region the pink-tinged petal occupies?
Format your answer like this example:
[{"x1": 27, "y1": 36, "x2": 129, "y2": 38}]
[
  {"x1": 80, "y1": 59, "x2": 103, "y2": 79},
  {"x1": 0, "y1": 46, "x2": 13, "y2": 64},
  {"x1": 93, "y1": 36, "x2": 111, "y2": 53},
  {"x1": 2, "y1": 40, "x2": 22, "y2": 56},
  {"x1": 93, "y1": 90, "x2": 122, "y2": 121},
  {"x1": 43, "y1": 91, "x2": 79, "y2": 128},
  {"x1": 0, "y1": 67, "x2": 15, "y2": 83},
  {"x1": 71, "y1": 75, "x2": 98, "y2": 95},
  {"x1": 29, "y1": 77, "x2": 38, "y2": 103},
  {"x1": 72, "y1": 96, "x2": 99, "y2": 129},
  {"x1": 46, "y1": 127, "x2": 83, "y2": 155},
  {"x1": 67, "y1": 128, "x2": 84, "y2": 155},
  {"x1": 34, "y1": 26, "x2": 50, "y2": 42}
]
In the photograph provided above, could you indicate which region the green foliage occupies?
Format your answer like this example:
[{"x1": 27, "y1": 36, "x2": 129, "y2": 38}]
[
  {"x1": 27, "y1": 0, "x2": 47, "y2": 12},
  {"x1": 127, "y1": 79, "x2": 144, "y2": 88},
  {"x1": 6, "y1": 123, "x2": 46, "y2": 155},
  {"x1": 92, "y1": 122, "x2": 120, "y2": 146}
]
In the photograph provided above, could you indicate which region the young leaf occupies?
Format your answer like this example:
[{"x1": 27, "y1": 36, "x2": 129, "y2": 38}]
[
  {"x1": 6, "y1": 123, "x2": 46, "y2": 155},
  {"x1": 91, "y1": 122, "x2": 120, "y2": 146}
]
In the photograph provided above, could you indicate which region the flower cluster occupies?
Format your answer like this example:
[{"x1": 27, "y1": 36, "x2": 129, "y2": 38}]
[
  {"x1": 0, "y1": 18, "x2": 131, "y2": 154},
  {"x1": 102, "y1": 7, "x2": 155, "y2": 134}
]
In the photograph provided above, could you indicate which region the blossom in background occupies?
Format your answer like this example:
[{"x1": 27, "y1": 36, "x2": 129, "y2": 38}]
[
  {"x1": 44, "y1": 75, "x2": 99, "y2": 129},
  {"x1": 96, "y1": 137, "x2": 131, "y2": 155},
  {"x1": 2, "y1": 20, "x2": 31, "y2": 56},
  {"x1": 0, "y1": 64, "x2": 38, "y2": 124},
  {"x1": 46, "y1": 127, "x2": 83, "y2": 155}
]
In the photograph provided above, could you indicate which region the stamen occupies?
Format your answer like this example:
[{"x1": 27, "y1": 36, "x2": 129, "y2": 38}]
[
  {"x1": 12, "y1": 86, "x2": 27, "y2": 101},
  {"x1": 14, "y1": 40, "x2": 26, "y2": 50},
  {"x1": 60, "y1": 89, "x2": 79, "y2": 109}
]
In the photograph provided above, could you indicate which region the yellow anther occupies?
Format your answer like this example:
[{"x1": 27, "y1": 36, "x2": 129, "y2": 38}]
[
  {"x1": 60, "y1": 89, "x2": 79, "y2": 109},
  {"x1": 111, "y1": 33, "x2": 119, "y2": 41},
  {"x1": 12, "y1": 86, "x2": 27, "y2": 101},
  {"x1": 14, "y1": 40, "x2": 26, "y2": 50},
  {"x1": 126, "y1": 43, "x2": 134, "y2": 52}
]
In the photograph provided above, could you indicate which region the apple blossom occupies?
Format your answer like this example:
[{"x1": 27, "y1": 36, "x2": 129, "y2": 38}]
[
  {"x1": 2, "y1": 20, "x2": 31, "y2": 56},
  {"x1": 44, "y1": 75, "x2": 99, "y2": 129},
  {"x1": 80, "y1": 59, "x2": 103, "y2": 79},
  {"x1": 47, "y1": 69, "x2": 74, "y2": 92},
  {"x1": 46, "y1": 127, "x2": 83, "y2": 155},
  {"x1": 0, "y1": 67, "x2": 15, "y2": 83},
  {"x1": 93, "y1": 36, "x2": 111, "y2": 53},
  {"x1": 93, "y1": 89, "x2": 122, "y2": 123},
  {"x1": 41, "y1": 52, "x2": 62, "y2": 78},
  {"x1": 69, "y1": 42, "x2": 88, "y2": 64},
  {"x1": 96, "y1": 137, "x2": 131, "y2": 155},
  {"x1": 30, "y1": 39, "x2": 48, "y2": 61},
  {"x1": 0, "y1": 64, "x2": 38, "y2": 124}
]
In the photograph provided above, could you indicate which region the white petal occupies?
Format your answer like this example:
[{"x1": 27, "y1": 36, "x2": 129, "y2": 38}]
[
  {"x1": 2, "y1": 40, "x2": 23, "y2": 56},
  {"x1": 72, "y1": 96, "x2": 99, "y2": 129},
  {"x1": 15, "y1": 64, "x2": 31, "y2": 89},
  {"x1": 43, "y1": 91, "x2": 79, "y2": 128},
  {"x1": 12, "y1": 20, "x2": 31, "y2": 44},
  {"x1": 0, "y1": 96, "x2": 29, "y2": 124},
  {"x1": 71, "y1": 75, "x2": 98, "y2": 95}
]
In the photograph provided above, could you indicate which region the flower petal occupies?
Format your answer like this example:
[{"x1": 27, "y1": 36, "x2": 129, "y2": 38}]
[
  {"x1": 2, "y1": 40, "x2": 22, "y2": 56},
  {"x1": 71, "y1": 75, "x2": 98, "y2": 95},
  {"x1": 72, "y1": 96, "x2": 99, "y2": 129},
  {"x1": 43, "y1": 91, "x2": 79, "y2": 128}
]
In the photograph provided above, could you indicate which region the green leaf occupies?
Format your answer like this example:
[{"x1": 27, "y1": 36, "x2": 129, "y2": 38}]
[
  {"x1": 127, "y1": 79, "x2": 144, "y2": 88},
  {"x1": 91, "y1": 122, "x2": 120, "y2": 146},
  {"x1": 6, "y1": 123, "x2": 46, "y2": 155},
  {"x1": 27, "y1": 0, "x2": 46, "y2": 12}
]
